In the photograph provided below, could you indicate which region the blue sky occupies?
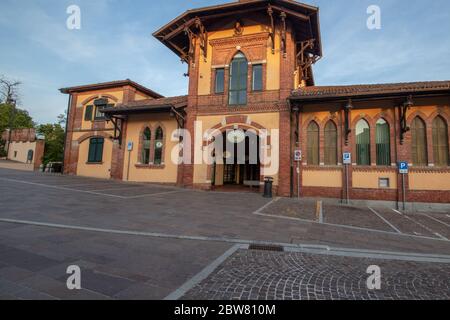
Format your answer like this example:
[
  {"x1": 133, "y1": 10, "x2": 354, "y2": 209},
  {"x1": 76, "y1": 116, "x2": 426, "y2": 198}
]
[{"x1": 0, "y1": 0, "x2": 449, "y2": 124}]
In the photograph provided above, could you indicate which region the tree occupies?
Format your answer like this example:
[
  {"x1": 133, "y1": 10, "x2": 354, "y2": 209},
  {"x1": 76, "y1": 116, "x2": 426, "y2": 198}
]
[
  {"x1": 37, "y1": 120, "x2": 65, "y2": 165},
  {"x1": 0, "y1": 76, "x2": 21, "y2": 105}
]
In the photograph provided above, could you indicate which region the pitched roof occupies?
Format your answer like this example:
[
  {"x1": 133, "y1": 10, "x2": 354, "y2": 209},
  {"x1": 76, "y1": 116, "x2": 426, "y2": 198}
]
[
  {"x1": 290, "y1": 81, "x2": 450, "y2": 101},
  {"x1": 102, "y1": 95, "x2": 188, "y2": 115},
  {"x1": 153, "y1": 0, "x2": 322, "y2": 60},
  {"x1": 59, "y1": 79, "x2": 163, "y2": 99}
]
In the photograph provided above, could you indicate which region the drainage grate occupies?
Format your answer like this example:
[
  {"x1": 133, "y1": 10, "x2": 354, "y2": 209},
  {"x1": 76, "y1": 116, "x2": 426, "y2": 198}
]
[{"x1": 248, "y1": 244, "x2": 284, "y2": 252}]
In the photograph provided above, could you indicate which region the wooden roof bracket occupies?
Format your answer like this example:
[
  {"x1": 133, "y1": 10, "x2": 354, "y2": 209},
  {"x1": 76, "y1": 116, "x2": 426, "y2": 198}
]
[
  {"x1": 344, "y1": 99, "x2": 353, "y2": 146},
  {"x1": 105, "y1": 115, "x2": 127, "y2": 147},
  {"x1": 399, "y1": 95, "x2": 413, "y2": 145},
  {"x1": 280, "y1": 11, "x2": 287, "y2": 58},
  {"x1": 296, "y1": 39, "x2": 321, "y2": 81},
  {"x1": 267, "y1": 5, "x2": 275, "y2": 54},
  {"x1": 194, "y1": 17, "x2": 208, "y2": 62}
]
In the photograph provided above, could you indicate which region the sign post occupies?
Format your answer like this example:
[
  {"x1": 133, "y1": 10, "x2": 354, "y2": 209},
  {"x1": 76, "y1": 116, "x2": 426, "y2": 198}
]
[
  {"x1": 343, "y1": 153, "x2": 352, "y2": 204},
  {"x1": 294, "y1": 150, "x2": 302, "y2": 198},
  {"x1": 126, "y1": 141, "x2": 133, "y2": 181},
  {"x1": 398, "y1": 161, "x2": 408, "y2": 211}
]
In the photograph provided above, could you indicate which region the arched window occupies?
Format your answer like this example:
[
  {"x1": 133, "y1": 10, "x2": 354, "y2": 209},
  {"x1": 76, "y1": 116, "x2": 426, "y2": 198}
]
[
  {"x1": 229, "y1": 52, "x2": 248, "y2": 105},
  {"x1": 142, "y1": 127, "x2": 151, "y2": 164},
  {"x1": 324, "y1": 121, "x2": 337, "y2": 165},
  {"x1": 376, "y1": 119, "x2": 391, "y2": 166},
  {"x1": 432, "y1": 116, "x2": 449, "y2": 166},
  {"x1": 307, "y1": 121, "x2": 319, "y2": 165},
  {"x1": 411, "y1": 117, "x2": 428, "y2": 166},
  {"x1": 154, "y1": 126, "x2": 164, "y2": 165},
  {"x1": 356, "y1": 119, "x2": 370, "y2": 165}
]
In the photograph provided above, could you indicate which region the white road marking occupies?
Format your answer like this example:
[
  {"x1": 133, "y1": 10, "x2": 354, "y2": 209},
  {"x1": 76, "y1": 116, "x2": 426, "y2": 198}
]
[
  {"x1": 253, "y1": 197, "x2": 280, "y2": 215},
  {"x1": 401, "y1": 214, "x2": 448, "y2": 241},
  {"x1": 164, "y1": 244, "x2": 248, "y2": 300},
  {"x1": 0, "y1": 177, "x2": 185, "y2": 199},
  {"x1": 421, "y1": 213, "x2": 450, "y2": 228},
  {"x1": 368, "y1": 207, "x2": 402, "y2": 234},
  {"x1": 253, "y1": 211, "x2": 449, "y2": 243},
  {"x1": 125, "y1": 190, "x2": 186, "y2": 199},
  {"x1": 1, "y1": 218, "x2": 449, "y2": 263},
  {"x1": 392, "y1": 209, "x2": 403, "y2": 215},
  {"x1": 0, "y1": 177, "x2": 126, "y2": 198}
]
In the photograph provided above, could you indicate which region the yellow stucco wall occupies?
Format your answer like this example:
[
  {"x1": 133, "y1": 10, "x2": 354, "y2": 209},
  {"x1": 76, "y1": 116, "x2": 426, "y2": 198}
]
[
  {"x1": 303, "y1": 169, "x2": 342, "y2": 188},
  {"x1": 8, "y1": 141, "x2": 38, "y2": 164},
  {"x1": 123, "y1": 114, "x2": 179, "y2": 183},
  {"x1": 77, "y1": 89, "x2": 124, "y2": 131},
  {"x1": 197, "y1": 22, "x2": 281, "y2": 95},
  {"x1": 77, "y1": 137, "x2": 113, "y2": 179},
  {"x1": 194, "y1": 112, "x2": 280, "y2": 186},
  {"x1": 352, "y1": 171, "x2": 397, "y2": 189},
  {"x1": 409, "y1": 172, "x2": 450, "y2": 190}
]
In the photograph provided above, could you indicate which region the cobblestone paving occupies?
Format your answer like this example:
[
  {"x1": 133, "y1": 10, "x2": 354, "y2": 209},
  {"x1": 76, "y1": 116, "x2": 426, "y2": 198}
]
[{"x1": 183, "y1": 249, "x2": 450, "y2": 300}]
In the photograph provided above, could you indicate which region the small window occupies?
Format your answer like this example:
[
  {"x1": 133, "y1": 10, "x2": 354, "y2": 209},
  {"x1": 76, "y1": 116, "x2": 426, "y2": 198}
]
[
  {"x1": 84, "y1": 105, "x2": 93, "y2": 121},
  {"x1": 154, "y1": 127, "x2": 164, "y2": 165},
  {"x1": 94, "y1": 105, "x2": 106, "y2": 120},
  {"x1": 14, "y1": 151, "x2": 17, "y2": 158},
  {"x1": 88, "y1": 137, "x2": 104, "y2": 163},
  {"x1": 252, "y1": 64, "x2": 263, "y2": 91},
  {"x1": 379, "y1": 178, "x2": 390, "y2": 188},
  {"x1": 215, "y1": 68, "x2": 224, "y2": 94}
]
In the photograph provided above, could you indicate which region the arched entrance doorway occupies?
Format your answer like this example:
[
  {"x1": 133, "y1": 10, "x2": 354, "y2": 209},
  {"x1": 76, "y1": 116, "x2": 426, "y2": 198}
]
[{"x1": 211, "y1": 128, "x2": 261, "y2": 190}]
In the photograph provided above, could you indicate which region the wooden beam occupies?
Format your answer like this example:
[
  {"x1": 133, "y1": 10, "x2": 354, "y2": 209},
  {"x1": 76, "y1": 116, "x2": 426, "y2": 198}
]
[{"x1": 270, "y1": 5, "x2": 310, "y2": 21}]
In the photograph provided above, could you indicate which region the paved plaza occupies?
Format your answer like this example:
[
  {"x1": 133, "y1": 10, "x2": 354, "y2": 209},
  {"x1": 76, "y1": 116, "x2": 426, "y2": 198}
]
[{"x1": 0, "y1": 168, "x2": 449, "y2": 300}]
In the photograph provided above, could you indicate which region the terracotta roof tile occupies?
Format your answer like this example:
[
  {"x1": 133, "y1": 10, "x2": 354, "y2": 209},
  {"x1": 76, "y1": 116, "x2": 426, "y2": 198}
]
[{"x1": 291, "y1": 81, "x2": 450, "y2": 100}]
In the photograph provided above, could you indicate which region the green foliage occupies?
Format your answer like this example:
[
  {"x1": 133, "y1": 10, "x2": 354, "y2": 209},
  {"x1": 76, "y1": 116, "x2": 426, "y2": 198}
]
[
  {"x1": 0, "y1": 103, "x2": 35, "y2": 135},
  {"x1": 37, "y1": 121, "x2": 65, "y2": 165}
]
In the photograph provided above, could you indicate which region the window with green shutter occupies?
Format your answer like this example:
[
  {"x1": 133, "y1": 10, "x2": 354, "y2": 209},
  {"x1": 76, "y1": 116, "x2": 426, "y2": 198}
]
[
  {"x1": 411, "y1": 117, "x2": 427, "y2": 166},
  {"x1": 376, "y1": 119, "x2": 391, "y2": 166},
  {"x1": 307, "y1": 121, "x2": 319, "y2": 165},
  {"x1": 356, "y1": 119, "x2": 370, "y2": 165},
  {"x1": 84, "y1": 105, "x2": 93, "y2": 121},
  {"x1": 142, "y1": 127, "x2": 151, "y2": 164},
  {"x1": 324, "y1": 121, "x2": 337, "y2": 165},
  {"x1": 432, "y1": 116, "x2": 449, "y2": 167},
  {"x1": 88, "y1": 137, "x2": 104, "y2": 163}
]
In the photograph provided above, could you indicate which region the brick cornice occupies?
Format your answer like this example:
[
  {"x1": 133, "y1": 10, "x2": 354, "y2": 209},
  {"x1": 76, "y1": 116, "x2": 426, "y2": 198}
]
[{"x1": 209, "y1": 32, "x2": 269, "y2": 48}]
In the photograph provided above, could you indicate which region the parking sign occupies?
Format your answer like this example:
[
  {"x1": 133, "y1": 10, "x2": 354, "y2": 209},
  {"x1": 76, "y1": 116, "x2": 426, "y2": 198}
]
[
  {"x1": 294, "y1": 150, "x2": 302, "y2": 162},
  {"x1": 398, "y1": 161, "x2": 408, "y2": 174},
  {"x1": 343, "y1": 152, "x2": 352, "y2": 164}
]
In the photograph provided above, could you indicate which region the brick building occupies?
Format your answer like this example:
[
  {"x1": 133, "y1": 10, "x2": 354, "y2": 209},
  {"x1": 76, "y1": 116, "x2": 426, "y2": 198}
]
[{"x1": 60, "y1": 0, "x2": 450, "y2": 205}]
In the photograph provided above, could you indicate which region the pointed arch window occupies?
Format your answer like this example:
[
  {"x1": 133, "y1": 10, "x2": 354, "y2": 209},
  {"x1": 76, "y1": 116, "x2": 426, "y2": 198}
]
[
  {"x1": 356, "y1": 119, "x2": 370, "y2": 165},
  {"x1": 376, "y1": 119, "x2": 391, "y2": 166},
  {"x1": 432, "y1": 116, "x2": 449, "y2": 166},
  {"x1": 154, "y1": 126, "x2": 164, "y2": 165},
  {"x1": 411, "y1": 117, "x2": 428, "y2": 166},
  {"x1": 229, "y1": 52, "x2": 248, "y2": 105},
  {"x1": 307, "y1": 121, "x2": 320, "y2": 165},
  {"x1": 324, "y1": 121, "x2": 337, "y2": 165},
  {"x1": 142, "y1": 127, "x2": 151, "y2": 165}
]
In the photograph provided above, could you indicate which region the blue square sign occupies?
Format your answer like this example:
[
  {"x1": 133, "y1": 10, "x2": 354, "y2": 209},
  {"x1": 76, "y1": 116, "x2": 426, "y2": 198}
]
[
  {"x1": 398, "y1": 161, "x2": 408, "y2": 174},
  {"x1": 343, "y1": 152, "x2": 352, "y2": 164}
]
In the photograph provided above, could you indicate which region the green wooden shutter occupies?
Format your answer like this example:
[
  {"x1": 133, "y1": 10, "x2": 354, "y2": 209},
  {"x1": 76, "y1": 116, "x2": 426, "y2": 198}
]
[
  {"x1": 85, "y1": 105, "x2": 93, "y2": 121},
  {"x1": 88, "y1": 138, "x2": 96, "y2": 162}
]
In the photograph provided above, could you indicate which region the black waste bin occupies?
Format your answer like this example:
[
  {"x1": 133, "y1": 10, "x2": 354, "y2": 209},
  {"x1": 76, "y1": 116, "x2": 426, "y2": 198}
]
[{"x1": 263, "y1": 177, "x2": 274, "y2": 198}]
